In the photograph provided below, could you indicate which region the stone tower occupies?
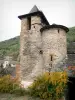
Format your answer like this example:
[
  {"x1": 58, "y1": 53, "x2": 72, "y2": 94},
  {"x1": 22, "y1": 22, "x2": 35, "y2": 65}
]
[
  {"x1": 18, "y1": 5, "x2": 49, "y2": 81},
  {"x1": 40, "y1": 24, "x2": 69, "y2": 72},
  {"x1": 18, "y1": 5, "x2": 69, "y2": 83}
]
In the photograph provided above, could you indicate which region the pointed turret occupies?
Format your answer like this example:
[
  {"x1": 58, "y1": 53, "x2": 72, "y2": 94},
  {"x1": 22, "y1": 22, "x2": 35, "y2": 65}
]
[
  {"x1": 29, "y1": 5, "x2": 39, "y2": 13},
  {"x1": 18, "y1": 5, "x2": 49, "y2": 25}
]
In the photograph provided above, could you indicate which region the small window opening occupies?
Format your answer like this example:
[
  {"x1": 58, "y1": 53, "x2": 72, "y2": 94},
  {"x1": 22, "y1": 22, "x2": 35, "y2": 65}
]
[
  {"x1": 39, "y1": 50, "x2": 43, "y2": 54},
  {"x1": 28, "y1": 17, "x2": 31, "y2": 30},
  {"x1": 50, "y1": 55, "x2": 53, "y2": 61}
]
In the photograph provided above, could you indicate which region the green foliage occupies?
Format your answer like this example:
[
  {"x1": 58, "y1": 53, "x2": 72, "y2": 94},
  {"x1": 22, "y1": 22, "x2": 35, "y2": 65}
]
[
  {"x1": 0, "y1": 75, "x2": 19, "y2": 93},
  {"x1": 0, "y1": 75, "x2": 28, "y2": 96},
  {"x1": 28, "y1": 72, "x2": 68, "y2": 100},
  {"x1": 12, "y1": 87, "x2": 27, "y2": 96},
  {"x1": 67, "y1": 27, "x2": 75, "y2": 44},
  {"x1": 0, "y1": 36, "x2": 20, "y2": 60},
  {"x1": 0, "y1": 72, "x2": 68, "y2": 99}
]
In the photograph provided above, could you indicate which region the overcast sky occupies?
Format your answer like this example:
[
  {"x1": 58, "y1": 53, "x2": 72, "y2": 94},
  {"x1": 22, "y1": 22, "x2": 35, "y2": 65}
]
[{"x1": 0, "y1": 0, "x2": 75, "y2": 41}]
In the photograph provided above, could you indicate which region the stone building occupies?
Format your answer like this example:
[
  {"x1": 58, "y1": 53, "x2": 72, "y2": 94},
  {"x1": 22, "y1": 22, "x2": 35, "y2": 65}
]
[{"x1": 18, "y1": 5, "x2": 69, "y2": 82}]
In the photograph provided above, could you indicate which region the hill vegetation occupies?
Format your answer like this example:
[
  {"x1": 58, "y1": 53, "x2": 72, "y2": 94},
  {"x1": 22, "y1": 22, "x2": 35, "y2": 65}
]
[
  {"x1": 0, "y1": 36, "x2": 20, "y2": 60},
  {"x1": 67, "y1": 26, "x2": 75, "y2": 45},
  {"x1": 0, "y1": 27, "x2": 75, "y2": 60}
]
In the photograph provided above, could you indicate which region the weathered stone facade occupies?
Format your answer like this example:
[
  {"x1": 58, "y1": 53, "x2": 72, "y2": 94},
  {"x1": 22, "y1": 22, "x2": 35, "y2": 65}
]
[
  {"x1": 41, "y1": 28, "x2": 67, "y2": 72},
  {"x1": 18, "y1": 5, "x2": 69, "y2": 83},
  {"x1": 20, "y1": 16, "x2": 44, "y2": 81}
]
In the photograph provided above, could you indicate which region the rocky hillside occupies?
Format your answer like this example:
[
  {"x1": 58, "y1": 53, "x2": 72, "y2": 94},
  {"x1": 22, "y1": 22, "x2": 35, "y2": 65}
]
[{"x1": 0, "y1": 27, "x2": 75, "y2": 61}]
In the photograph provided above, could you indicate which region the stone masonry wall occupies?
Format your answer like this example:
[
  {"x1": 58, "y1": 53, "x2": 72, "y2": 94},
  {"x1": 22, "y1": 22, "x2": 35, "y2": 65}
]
[
  {"x1": 20, "y1": 16, "x2": 67, "y2": 82},
  {"x1": 20, "y1": 16, "x2": 43, "y2": 81},
  {"x1": 41, "y1": 28, "x2": 67, "y2": 72},
  {"x1": 20, "y1": 18, "x2": 29, "y2": 80}
]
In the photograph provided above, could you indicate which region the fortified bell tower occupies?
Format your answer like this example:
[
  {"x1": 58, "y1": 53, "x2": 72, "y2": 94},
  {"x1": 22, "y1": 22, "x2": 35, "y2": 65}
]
[{"x1": 18, "y1": 5, "x2": 49, "y2": 81}]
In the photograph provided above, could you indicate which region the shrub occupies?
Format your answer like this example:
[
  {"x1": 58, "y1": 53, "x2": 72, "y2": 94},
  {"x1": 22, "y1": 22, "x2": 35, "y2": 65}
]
[
  {"x1": 12, "y1": 87, "x2": 27, "y2": 96},
  {"x1": 0, "y1": 75, "x2": 28, "y2": 96},
  {"x1": 0, "y1": 75, "x2": 19, "y2": 93},
  {"x1": 28, "y1": 71, "x2": 68, "y2": 100}
]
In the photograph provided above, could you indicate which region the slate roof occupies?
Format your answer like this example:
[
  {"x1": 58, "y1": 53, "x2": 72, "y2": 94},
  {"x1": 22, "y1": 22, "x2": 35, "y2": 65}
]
[
  {"x1": 40, "y1": 24, "x2": 69, "y2": 33},
  {"x1": 18, "y1": 5, "x2": 49, "y2": 25},
  {"x1": 0, "y1": 60, "x2": 18, "y2": 65},
  {"x1": 29, "y1": 5, "x2": 39, "y2": 13}
]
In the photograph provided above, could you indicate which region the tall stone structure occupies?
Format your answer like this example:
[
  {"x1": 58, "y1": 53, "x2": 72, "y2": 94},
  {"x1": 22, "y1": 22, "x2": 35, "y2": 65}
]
[
  {"x1": 18, "y1": 5, "x2": 69, "y2": 83},
  {"x1": 40, "y1": 25, "x2": 69, "y2": 72}
]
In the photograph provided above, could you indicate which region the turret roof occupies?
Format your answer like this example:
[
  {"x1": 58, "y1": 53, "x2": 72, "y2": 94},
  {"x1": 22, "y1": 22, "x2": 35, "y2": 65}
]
[
  {"x1": 29, "y1": 5, "x2": 39, "y2": 13},
  {"x1": 40, "y1": 24, "x2": 69, "y2": 33},
  {"x1": 18, "y1": 5, "x2": 49, "y2": 25}
]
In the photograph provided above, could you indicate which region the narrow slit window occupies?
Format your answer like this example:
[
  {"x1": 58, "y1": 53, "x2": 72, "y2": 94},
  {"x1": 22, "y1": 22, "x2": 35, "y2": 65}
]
[
  {"x1": 51, "y1": 55, "x2": 53, "y2": 61},
  {"x1": 28, "y1": 17, "x2": 31, "y2": 30}
]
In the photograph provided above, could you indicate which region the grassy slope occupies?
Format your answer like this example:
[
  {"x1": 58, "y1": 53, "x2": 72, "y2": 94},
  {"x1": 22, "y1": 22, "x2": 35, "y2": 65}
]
[{"x1": 0, "y1": 27, "x2": 75, "y2": 60}]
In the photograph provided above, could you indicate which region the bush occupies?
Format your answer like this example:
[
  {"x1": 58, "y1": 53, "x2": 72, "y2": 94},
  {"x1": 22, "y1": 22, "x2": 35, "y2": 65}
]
[
  {"x1": 0, "y1": 75, "x2": 28, "y2": 96},
  {"x1": 0, "y1": 75, "x2": 19, "y2": 93},
  {"x1": 28, "y1": 71, "x2": 68, "y2": 100},
  {"x1": 12, "y1": 87, "x2": 27, "y2": 96}
]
